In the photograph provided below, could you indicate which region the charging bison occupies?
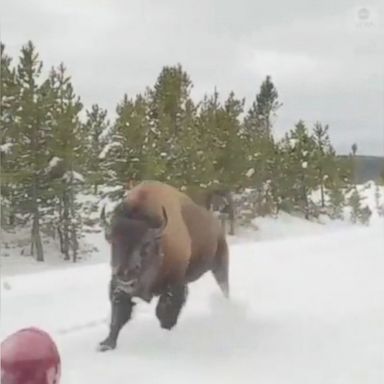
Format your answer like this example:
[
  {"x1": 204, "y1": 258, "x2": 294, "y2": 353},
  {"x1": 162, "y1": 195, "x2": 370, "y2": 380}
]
[{"x1": 98, "y1": 180, "x2": 230, "y2": 351}]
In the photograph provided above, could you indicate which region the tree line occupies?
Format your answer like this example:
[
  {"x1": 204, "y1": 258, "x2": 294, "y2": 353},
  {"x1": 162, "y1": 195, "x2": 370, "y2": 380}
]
[{"x1": 0, "y1": 41, "x2": 371, "y2": 262}]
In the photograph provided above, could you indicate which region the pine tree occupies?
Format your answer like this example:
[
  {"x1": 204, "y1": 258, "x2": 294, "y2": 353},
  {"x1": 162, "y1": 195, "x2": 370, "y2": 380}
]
[
  {"x1": 281, "y1": 121, "x2": 318, "y2": 219},
  {"x1": 15, "y1": 41, "x2": 54, "y2": 261},
  {"x1": 214, "y1": 91, "x2": 245, "y2": 189},
  {"x1": 195, "y1": 89, "x2": 222, "y2": 188},
  {"x1": 83, "y1": 104, "x2": 110, "y2": 193},
  {"x1": 245, "y1": 75, "x2": 282, "y2": 138},
  {"x1": 172, "y1": 98, "x2": 205, "y2": 188},
  {"x1": 148, "y1": 64, "x2": 197, "y2": 185},
  {"x1": 348, "y1": 188, "x2": 371, "y2": 225},
  {"x1": 103, "y1": 93, "x2": 151, "y2": 187},
  {"x1": 47, "y1": 63, "x2": 84, "y2": 262},
  {"x1": 193, "y1": 89, "x2": 246, "y2": 198},
  {"x1": 1, "y1": 44, "x2": 20, "y2": 228},
  {"x1": 312, "y1": 122, "x2": 336, "y2": 208},
  {"x1": 150, "y1": 64, "x2": 192, "y2": 134},
  {"x1": 243, "y1": 76, "x2": 282, "y2": 215},
  {"x1": 327, "y1": 181, "x2": 345, "y2": 220}
]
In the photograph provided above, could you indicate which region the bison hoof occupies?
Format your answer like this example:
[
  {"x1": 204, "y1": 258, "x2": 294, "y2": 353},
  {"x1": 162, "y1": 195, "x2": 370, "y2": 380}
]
[
  {"x1": 97, "y1": 339, "x2": 116, "y2": 352},
  {"x1": 159, "y1": 319, "x2": 177, "y2": 330}
]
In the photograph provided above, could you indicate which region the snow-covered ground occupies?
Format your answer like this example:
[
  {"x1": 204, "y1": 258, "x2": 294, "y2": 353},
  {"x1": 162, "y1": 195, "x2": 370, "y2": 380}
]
[{"x1": 1, "y1": 183, "x2": 384, "y2": 383}]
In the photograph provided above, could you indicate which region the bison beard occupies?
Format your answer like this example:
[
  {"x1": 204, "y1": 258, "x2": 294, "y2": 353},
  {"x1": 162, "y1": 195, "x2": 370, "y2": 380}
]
[{"x1": 97, "y1": 180, "x2": 230, "y2": 352}]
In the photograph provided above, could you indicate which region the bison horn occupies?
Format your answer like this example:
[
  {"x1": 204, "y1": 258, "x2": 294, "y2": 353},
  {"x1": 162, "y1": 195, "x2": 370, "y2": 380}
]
[{"x1": 151, "y1": 206, "x2": 168, "y2": 239}]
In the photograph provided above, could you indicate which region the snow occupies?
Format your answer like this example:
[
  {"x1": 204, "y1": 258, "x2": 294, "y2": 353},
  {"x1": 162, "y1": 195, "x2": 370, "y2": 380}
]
[
  {"x1": 62, "y1": 171, "x2": 85, "y2": 183},
  {"x1": 72, "y1": 171, "x2": 85, "y2": 183},
  {"x1": 49, "y1": 156, "x2": 62, "y2": 168},
  {"x1": 1, "y1": 182, "x2": 384, "y2": 383},
  {"x1": 98, "y1": 142, "x2": 121, "y2": 159},
  {"x1": 47, "y1": 156, "x2": 62, "y2": 170},
  {"x1": 0, "y1": 142, "x2": 13, "y2": 154},
  {"x1": 246, "y1": 168, "x2": 255, "y2": 177},
  {"x1": 1, "y1": 223, "x2": 383, "y2": 383}
]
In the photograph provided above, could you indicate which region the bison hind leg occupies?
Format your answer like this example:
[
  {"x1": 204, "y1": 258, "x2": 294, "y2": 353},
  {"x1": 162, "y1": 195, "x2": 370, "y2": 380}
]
[
  {"x1": 156, "y1": 284, "x2": 188, "y2": 330},
  {"x1": 212, "y1": 265, "x2": 230, "y2": 299},
  {"x1": 212, "y1": 237, "x2": 230, "y2": 299}
]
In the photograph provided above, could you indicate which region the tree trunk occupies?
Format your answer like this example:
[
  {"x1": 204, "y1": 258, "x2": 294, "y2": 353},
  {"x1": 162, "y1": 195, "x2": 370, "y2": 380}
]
[
  {"x1": 320, "y1": 183, "x2": 325, "y2": 208},
  {"x1": 69, "y1": 186, "x2": 79, "y2": 263},
  {"x1": 256, "y1": 185, "x2": 264, "y2": 216},
  {"x1": 300, "y1": 173, "x2": 310, "y2": 220},
  {"x1": 62, "y1": 190, "x2": 70, "y2": 261},
  {"x1": 227, "y1": 193, "x2": 235, "y2": 235},
  {"x1": 31, "y1": 213, "x2": 44, "y2": 261},
  {"x1": 31, "y1": 174, "x2": 44, "y2": 262},
  {"x1": 9, "y1": 206, "x2": 15, "y2": 226},
  {"x1": 57, "y1": 225, "x2": 64, "y2": 253},
  {"x1": 303, "y1": 187, "x2": 309, "y2": 220},
  {"x1": 71, "y1": 225, "x2": 78, "y2": 263},
  {"x1": 57, "y1": 199, "x2": 65, "y2": 253},
  {"x1": 318, "y1": 167, "x2": 325, "y2": 208}
]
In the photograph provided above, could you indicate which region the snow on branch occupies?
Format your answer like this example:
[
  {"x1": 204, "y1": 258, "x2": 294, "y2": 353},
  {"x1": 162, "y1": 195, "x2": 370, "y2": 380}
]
[
  {"x1": 0, "y1": 143, "x2": 13, "y2": 154},
  {"x1": 98, "y1": 142, "x2": 122, "y2": 159},
  {"x1": 47, "y1": 156, "x2": 63, "y2": 171},
  {"x1": 62, "y1": 170, "x2": 85, "y2": 183}
]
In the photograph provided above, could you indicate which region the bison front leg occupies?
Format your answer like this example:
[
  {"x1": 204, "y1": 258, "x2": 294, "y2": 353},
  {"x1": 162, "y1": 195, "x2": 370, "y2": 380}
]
[
  {"x1": 98, "y1": 279, "x2": 135, "y2": 352},
  {"x1": 155, "y1": 284, "x2": 188, "y2": 330}
]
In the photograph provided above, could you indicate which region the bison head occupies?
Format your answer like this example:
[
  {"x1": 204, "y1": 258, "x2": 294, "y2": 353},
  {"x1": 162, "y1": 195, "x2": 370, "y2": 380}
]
[{"x1": 101, "y1": 202, "x2": 168, "y2": 299}]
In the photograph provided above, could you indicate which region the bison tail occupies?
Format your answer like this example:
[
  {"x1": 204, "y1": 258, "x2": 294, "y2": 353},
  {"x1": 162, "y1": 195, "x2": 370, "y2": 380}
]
[{"x1": 212, "y1": 235, "x2": 230, "y2": 299}]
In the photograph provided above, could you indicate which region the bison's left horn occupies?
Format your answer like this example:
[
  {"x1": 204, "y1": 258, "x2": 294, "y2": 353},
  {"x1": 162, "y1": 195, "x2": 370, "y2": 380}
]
[{"x1": 152, "y1": 206, "x2": 168, "y2": 239}]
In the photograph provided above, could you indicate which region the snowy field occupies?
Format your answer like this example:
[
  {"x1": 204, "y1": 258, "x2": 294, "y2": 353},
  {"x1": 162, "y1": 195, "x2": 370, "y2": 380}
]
[{"x1": 1, "y1": 184, "x2": 384, "y2": 383}]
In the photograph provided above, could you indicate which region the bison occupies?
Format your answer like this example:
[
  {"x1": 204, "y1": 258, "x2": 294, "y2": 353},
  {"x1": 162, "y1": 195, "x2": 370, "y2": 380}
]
[{"x1": 98, "y1": 180, "x2": 230, "y2": 351}]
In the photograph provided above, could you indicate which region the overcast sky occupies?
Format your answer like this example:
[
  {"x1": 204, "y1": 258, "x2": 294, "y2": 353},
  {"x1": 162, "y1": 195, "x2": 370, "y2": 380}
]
[{"x1": 1, "y1": 0, "x2": 383, "y2": 155}]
